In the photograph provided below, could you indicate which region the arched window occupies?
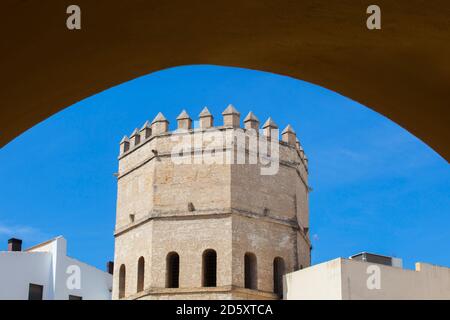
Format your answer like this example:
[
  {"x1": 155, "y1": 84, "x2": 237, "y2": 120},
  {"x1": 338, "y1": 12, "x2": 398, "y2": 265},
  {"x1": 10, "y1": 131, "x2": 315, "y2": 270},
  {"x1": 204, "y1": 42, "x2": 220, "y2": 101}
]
[
  {"x1": 166, "y1": 252, "x2": 180, "y2": 288},
  {"x1": 244, "y1": 252, "x2": 257, "y2": 290},
  {"x1": 137, "y1": 257, "x2": 145, "y2": 292},
  {"x1": 202, "y1": 249, "x2": 217, "y2": 287},
  {"x1": 273, "y1": 257, "x2": 285, "y2": 298},
  {"x1": 119, "y1": 264, "x2": 126, "y2": 298}
]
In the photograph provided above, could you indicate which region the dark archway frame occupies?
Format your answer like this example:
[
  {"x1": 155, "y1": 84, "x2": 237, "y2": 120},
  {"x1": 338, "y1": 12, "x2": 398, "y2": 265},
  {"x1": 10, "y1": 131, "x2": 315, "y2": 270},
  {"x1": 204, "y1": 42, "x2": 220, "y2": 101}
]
[{"x1": 1, "y1": 1, "x2": 449, "y2": 160}]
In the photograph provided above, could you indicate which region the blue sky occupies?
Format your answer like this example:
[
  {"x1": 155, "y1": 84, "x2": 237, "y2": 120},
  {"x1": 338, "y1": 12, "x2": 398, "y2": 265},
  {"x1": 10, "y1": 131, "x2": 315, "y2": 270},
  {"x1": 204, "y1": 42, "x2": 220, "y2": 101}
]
[{"x1": 0, "y1": 65, "x2": 448, "y2": 271}]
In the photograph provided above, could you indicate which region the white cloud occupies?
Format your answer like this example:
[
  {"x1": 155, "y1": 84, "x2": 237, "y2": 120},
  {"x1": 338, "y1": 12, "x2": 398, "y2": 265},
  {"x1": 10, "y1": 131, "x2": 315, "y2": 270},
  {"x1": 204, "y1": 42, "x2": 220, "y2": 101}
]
[{"x1": 0, "y1": 222, "x2": 47, "y2": 242}]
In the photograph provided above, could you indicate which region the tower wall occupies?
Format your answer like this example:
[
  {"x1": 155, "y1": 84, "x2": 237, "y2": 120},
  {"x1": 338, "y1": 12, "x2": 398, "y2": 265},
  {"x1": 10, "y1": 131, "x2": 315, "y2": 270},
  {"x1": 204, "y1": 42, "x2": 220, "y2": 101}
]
[{"x1": 112, "y1": 107, "x2": 310, "y2": 300}]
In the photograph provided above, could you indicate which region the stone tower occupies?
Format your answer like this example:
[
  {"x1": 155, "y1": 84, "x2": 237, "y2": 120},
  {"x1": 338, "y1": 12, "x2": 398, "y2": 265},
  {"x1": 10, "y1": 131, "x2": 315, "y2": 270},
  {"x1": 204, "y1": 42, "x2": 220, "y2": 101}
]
[{"x1": 112, "y1": 105, "x2": 311, "y2": 300}]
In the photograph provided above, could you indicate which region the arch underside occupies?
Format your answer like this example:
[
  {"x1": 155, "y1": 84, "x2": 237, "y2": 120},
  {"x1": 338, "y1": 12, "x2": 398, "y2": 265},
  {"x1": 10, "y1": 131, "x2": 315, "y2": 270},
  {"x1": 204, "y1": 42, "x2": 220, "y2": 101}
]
[{"x1": 1, "y1": 1, "x2": 449, "y2": 160}]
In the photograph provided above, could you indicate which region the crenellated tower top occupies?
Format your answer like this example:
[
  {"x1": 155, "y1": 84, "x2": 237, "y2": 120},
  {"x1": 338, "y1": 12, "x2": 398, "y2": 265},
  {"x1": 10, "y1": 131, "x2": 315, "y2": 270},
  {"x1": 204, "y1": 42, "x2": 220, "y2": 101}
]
[{"x1": 118, "y1": 105, "x2": 308, "y2": 168}]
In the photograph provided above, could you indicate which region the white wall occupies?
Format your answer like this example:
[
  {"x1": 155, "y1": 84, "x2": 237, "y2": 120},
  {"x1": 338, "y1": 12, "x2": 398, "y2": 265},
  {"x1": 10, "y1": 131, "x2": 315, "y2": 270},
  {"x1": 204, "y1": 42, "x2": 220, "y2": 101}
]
[
  {"x1": 340, "y1": 259, "x2": 450, "y2": 300},
  {"x1": 284, "y1": 257, "x2": 450, "y2": 300},
  {"x1": 0, "y1": 251, "x2": 52, "y2": 300},
  {"x1": 284, "y1": 258, "x2": 343, "y2": 300},
  {"x1": 0, "y1": 236, "x2": 112, "y2": 300},
  {"x1": 58, "y1": 256, "x2": 112, "y2": 300}
]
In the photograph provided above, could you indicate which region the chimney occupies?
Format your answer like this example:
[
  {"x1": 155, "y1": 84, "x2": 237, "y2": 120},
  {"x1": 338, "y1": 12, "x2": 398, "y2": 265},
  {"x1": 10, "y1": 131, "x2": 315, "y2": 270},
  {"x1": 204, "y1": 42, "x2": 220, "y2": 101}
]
[
  {"x1": 8, "y1": 238, "x2": 22, "y2": 252},
  {"x1": 106, "y1": 261, "x2": 114, "y2": 275}
]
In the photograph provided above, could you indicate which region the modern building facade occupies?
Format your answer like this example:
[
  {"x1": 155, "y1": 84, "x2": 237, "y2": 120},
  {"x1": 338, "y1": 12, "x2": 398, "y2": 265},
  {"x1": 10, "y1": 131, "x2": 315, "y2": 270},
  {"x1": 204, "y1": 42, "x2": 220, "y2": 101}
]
[
  {"x1": 284, "y1": 254, "x2": 450, "y2": 300},
  {"x1": 0, "y1": 236, "x2": 112, "y2": 300},
  {"x1": 112, "y1": 106, "x2": 311, "y2": 300}
]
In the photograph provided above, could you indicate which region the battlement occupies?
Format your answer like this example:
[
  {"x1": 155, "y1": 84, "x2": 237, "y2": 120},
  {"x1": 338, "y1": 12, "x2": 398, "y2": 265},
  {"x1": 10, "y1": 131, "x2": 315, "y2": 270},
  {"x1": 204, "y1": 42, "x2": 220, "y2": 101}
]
[{"x1": 118, "y1": 105, "x2": 308, "y2": 168}]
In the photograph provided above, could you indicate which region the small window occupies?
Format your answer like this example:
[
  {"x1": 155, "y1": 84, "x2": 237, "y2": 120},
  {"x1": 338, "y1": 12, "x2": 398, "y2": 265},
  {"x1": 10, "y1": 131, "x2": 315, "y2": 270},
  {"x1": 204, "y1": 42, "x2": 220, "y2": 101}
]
[
  {"x1": 119, "y1": 264, "x2": 126, "y2": 298},
  {"x1": 28, "y1": 283, "x2": 43, "y2": 300},
  {"x1": 137, "y1": 257, "x2": 145, "y2": 292},
  {"x1": 166, "y1": 252, "x2": 180, "y2": 288},
  {"x1": 244, "y1": 252, "x2": 257, "y2": 290},
  {"x1": 273, "y1": 257, "x2": 285, "y2": 298},
  {"x1": 68, "y1": 295, "x2": 82, "y2": 300},
  {"x1": 202, "y1": 249, "x2": 217, "y2": 287}
]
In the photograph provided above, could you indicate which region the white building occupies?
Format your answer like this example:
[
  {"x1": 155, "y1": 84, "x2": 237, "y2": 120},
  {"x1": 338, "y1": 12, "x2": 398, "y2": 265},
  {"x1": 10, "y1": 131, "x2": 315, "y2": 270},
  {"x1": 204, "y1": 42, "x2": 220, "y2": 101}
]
[
  {"x1": 284, "y1": 253, "x2": 450, "y2": 300},
  {"x1": 0, "y1": 236, "x2": 112, "y2": 300}
]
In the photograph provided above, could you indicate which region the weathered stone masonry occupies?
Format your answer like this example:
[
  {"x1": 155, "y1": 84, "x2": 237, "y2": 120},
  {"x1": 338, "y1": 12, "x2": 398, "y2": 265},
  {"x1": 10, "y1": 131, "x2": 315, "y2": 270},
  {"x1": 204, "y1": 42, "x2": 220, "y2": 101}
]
[{"x1": 112, "y1": 105, "x2": 311, "y2": 300}]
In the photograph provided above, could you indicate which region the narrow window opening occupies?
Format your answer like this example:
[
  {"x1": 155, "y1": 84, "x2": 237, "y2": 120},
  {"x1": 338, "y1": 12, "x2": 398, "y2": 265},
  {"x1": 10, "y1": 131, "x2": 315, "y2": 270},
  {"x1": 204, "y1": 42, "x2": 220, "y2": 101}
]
[
  {"x1": 119, "y1": 264, "x2": 126, "y2": 298},
  {"x1": 202, "y1": 249, "x2": 217, "y2": 287},
  {"x1": 273, "y1": 257, "x2": 285, "y2": 298},
  {"x1": 28, "y1": 283, "x2": 43, "y2": 300},
  {"x1": 244, "y1": 252, "x2": 257, "y2": 290},
  {"x1": 137, "y1": 257, "x2": 145, "y2": 292},
  {"x1": 166, "y1": 252, "x2": 180, "y2": 288}
]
